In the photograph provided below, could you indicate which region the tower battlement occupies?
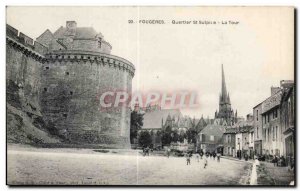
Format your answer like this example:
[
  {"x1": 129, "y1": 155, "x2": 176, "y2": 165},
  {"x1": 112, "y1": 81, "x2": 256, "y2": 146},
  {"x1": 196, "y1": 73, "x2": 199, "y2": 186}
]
[
  {"x1": 6, "y1": 24, "x2": 49, "y2": 57},
  {"x1": 45, "y1": 50, "x2": 135, "y2": 77}
]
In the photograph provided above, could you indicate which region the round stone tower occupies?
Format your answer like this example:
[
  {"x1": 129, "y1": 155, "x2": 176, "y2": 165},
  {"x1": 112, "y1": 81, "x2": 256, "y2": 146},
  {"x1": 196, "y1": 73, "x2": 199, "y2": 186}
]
[{"x1": 37, "y1": 21, "x2": 135, "y2": 148}]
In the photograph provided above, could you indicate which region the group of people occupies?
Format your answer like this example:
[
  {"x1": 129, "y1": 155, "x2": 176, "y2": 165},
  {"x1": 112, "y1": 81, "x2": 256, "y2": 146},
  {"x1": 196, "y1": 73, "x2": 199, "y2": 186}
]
[
  {"x1": 142, "y1": 146, "x2": 153, "y2": 156},
  {"x1": 203, "y1": 151, "x2": 221, "y2": 162},
  {"x1": 185, "y1": 151, "x2": 221, "y2": 168},
  {"x1": 272, "y1": 155, "x2": 287, "y2": 167}
]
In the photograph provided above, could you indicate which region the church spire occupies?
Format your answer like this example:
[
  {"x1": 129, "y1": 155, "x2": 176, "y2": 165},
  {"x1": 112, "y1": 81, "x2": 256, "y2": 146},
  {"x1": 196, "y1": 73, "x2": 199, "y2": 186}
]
[
  {"x1": 227, "y1": 92, "x2": 230, "y2": 103},
  {"x1": 221, "y1": 64, "x2": 227, "y2": 102},
  {"x1": 216, "y1": 64, "x2": 234, "y2": 124}
]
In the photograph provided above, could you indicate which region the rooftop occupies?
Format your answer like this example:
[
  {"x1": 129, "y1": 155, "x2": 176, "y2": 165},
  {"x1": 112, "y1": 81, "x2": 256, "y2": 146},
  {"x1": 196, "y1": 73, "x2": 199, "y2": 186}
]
[{"x1": 142, "y1": 109, "x2": 182, "y2": 130}]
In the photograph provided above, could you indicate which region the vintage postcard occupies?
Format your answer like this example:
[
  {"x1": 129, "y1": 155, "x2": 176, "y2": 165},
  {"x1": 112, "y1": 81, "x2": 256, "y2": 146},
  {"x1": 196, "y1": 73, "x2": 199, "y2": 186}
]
[{"x1": 6, "y1": 6, "x2": 295, "y2": 186}]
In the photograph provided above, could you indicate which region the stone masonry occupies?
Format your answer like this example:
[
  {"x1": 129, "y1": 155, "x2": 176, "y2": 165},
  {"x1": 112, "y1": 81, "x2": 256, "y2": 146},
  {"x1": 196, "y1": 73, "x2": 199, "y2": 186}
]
[{"x1": 6, "y1": 21, "x2": 135, "y2": 148}]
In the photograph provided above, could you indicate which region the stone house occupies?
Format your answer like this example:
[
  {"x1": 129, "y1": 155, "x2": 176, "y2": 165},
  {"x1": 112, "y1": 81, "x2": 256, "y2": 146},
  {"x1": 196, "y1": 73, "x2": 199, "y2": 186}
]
[
  {"x1": 197, "y1": 124, "x2": 226, "y2": 153},
  {"x1": 261, "y1": 88, "x2": 283, "y2": 157},
  {"x1": 222, "y1": 127, "x2": 236, "y2": 157},
  {"x1": 280, "y1": 81, "x2": 295, "y2": 166},
  {"x1": 233, "y1": 115, "x2": 254, "y2": 159},
  {"x1": 253, "y1": 103, "x2": 263, "y2": 156}
]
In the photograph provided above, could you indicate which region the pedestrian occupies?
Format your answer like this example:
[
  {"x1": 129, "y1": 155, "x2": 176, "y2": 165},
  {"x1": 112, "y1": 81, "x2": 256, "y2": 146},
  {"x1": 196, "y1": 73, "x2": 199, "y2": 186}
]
[
  {"x1": 142, "y1": 147, "x2": 146, "y2": 156},
  {"x1": 204, "y1": 158, "x2": 208, "y2": 169},
  {"x1": 145, "y1": 147, "x2": 149, "y2": 156},
  {"x1": 195, "y1": 152, "x2": 200, "y2": 162},
  {"x1": 200, "y1": 151, "x2": 203, "y2": 159},
  {"x1": 166, "y1": 148, "x2": 171, "y2": 158},
  {"x1": 217, "y1": 152, "x2": 221, "y2": 162},
  {"x1": 213, "y1": 152, "x2": 216, "y2": 160},
  {"x1": 186, "y1": 153, "x2": 191, "y2": 165},
  {"x1": 273, "y1": 155, "x2": 278, "y2": 167},
  {"x1": 280, "y1": 155, "x2": 286, "y2": 166}
]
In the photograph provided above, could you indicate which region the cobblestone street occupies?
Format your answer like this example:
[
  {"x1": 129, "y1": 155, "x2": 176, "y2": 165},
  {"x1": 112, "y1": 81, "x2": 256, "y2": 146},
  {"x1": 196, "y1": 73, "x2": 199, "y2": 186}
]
[{"x1": 7, "y1": 146, "x2": 252, "y2": 185}]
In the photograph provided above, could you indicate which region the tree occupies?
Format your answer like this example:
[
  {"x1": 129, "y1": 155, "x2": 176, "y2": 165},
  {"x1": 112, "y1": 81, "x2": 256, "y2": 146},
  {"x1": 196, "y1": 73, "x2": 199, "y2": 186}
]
[
  {"x1": 178, "y1": 130, "x2": 186, "y2": 143},
  {"x1": 171, "y1": 129, "x2": 179, "y2": 143},
  {"x1": 186, "y1": 128, "x2": 198, "y2": 144},
  {"x1": 161, "y1": 125, "x2": 172, "y2": 146},
  {"x1": 138, "y1": 131, "x2": 152, "y2": 147},
  {"x1": 130, "y1": 111, "x2": 144, "y2": 144},
  {"x1": 162, "y1": 132, "x2": 172, "y2": 146}
]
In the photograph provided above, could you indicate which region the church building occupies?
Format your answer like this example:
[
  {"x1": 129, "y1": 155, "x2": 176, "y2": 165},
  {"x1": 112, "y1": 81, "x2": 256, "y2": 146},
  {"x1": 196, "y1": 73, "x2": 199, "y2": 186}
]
[{"x1": 215, "y1": 65, "x2": 238, "y2": 125}]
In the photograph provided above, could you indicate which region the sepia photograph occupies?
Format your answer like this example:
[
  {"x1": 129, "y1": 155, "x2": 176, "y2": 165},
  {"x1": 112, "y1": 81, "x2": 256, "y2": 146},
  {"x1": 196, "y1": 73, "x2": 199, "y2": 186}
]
[{"x1": 5, "y1": 6, "x2": 295, "y2": 186}]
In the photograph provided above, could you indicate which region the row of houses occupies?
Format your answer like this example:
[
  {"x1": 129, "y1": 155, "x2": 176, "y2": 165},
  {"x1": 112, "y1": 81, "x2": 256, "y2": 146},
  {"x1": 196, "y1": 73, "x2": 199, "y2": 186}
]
[
  {"x1": 222, "y1": 114, "x2": 254, "y2": 158},
  {"x1": 220, "y1": 80, "x2": 295, "y2": 163},
  {"x1": 136, "y1": 104, "x2": 231, "y2": 150},
  {"x1": 253, "y1": 80, "x2": 295, "y2": 162},
  {"x1": 136, "y1": 77, "x2": 294, "y2": 166},
  {"x1": 196, "y1": 114, "x2": 254, "y2": 156}
]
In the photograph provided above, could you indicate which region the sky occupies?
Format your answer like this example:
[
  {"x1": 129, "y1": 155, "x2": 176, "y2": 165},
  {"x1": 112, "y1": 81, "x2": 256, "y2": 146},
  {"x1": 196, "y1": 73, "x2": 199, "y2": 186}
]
[{"x1": 6, "y1": 6, "x2": 294, "y2": 119}]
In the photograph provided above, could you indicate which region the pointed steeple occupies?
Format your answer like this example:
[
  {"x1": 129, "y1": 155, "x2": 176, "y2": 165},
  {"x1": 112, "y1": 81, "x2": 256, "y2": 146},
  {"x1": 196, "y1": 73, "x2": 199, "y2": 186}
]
[
  {"x1": 216, "y1": 64, "x2": 234, "y2": 123},
  {"x1": 221, "y1": 64, "x2": 227, "y2": 102},
  {"x1": 227, "y1": 93, "x2": 231, "y2": 103},
  {"x1": 166, "y1": 114, "x2": 172, "y2": 121}
]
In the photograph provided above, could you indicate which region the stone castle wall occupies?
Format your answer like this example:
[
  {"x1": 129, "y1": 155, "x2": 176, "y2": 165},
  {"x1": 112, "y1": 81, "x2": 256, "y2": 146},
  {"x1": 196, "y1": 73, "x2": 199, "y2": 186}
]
[
  {"x1": 6, "y1": 24, "x2": 135, "y2": 148},
  {"x1": 6, "y1": 25, "x2": 46, "y2": 116},
  {"x1": 41, "y1": 51, "x2": 134, "y2": 147}
]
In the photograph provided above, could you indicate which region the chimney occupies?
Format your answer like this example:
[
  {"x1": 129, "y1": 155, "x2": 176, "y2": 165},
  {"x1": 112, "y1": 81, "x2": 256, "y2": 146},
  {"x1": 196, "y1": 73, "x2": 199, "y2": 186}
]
[
  {"x1": 65, "y1": 21, "x2": 77, "y2": 37},
  {"x1": 280, "y1": 80, "x2": 294, "y2": 89}
]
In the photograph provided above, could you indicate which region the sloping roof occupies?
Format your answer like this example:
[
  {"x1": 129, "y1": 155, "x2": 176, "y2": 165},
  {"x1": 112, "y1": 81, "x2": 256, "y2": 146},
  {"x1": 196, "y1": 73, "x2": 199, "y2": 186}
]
[
  {"x1": 142, "y1": 109, "x2": 182, "y2": 130},
  {"x1": 36, "y1": 29, "x2": 55, "y2": 47},
  {"x1": 195, "y1": 117, "x2": 207, "y2": 132},
  {"x1": 53, "y1": 27, "x2": 99, "y2": 39},
  {"x1": 238, "y1": 125, "x2": 252, "y2": 133},
  {"x1": 233, "y1": 119, "x2": 253, "y2": 128},
  {"x1": 53, "y1": 26, "x2": 64, "y2": 37},
  {"x1": 261, "y1": 90, "x2": 282, "y2": 114},
  {"x1": 194, "y1": 118, "x2": 200, "y2": 125},
  {"x1": 224, "y1": 125, "x2": 254, "y2": 134},
  {"x1": 36, "y1": 29, "x2": 54, "y2": 41},
  {"x1": 200, "y1": 124, "x2": 226, "y2": 137},
  {"x1": 178, "y1": 116, "x2": 194, "y2": 129},
  {"x1": 74, "y1": 27, "x2": 99, "y2": 39},
  {"x1": 224, "y1": 127, "x2": 238, "y2": 134}
]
